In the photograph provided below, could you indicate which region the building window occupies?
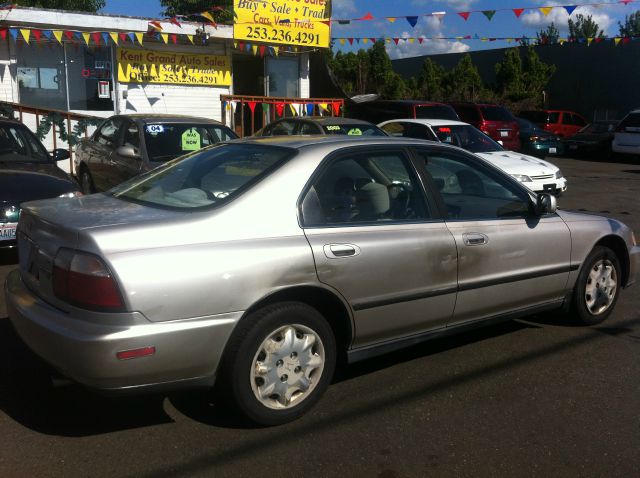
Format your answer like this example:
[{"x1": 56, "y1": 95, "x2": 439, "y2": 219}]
[
  {"x1": 266, "y1": 57, "x2": 299, "y2": 97},
  {"x1": 17, "y1": 43, "x2": 67, "y2": 110}
]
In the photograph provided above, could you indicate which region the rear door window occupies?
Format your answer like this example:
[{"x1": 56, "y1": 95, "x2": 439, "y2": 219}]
[
  {"x1": 479, "y1": 106, "x2": 513, "y2": 122},
  {"x1": 548, "y1": 112, "x2": 560, "y2": 124},
  {"x1": 618, "y1": 113, "x2": 640, "y2": 132},
  {"x1": 454, "y1": 105, "x2": 481, "y2": 122}
]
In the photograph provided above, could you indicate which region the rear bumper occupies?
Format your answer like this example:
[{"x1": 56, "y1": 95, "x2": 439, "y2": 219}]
[{"x1": 5, "y1": 269, "x2": 242, "y2": 391}]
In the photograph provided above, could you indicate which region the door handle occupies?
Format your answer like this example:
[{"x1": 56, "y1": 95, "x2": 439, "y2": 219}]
[
  {"x1": 463, "y1": 233, "x2": 488, "y2": 246},
  {"x1": 323, "y1": 244, "x2": 361, "y2": 259}
]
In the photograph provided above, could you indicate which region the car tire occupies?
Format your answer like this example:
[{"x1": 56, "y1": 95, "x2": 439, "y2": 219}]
[
  {"x1": 571, "y1": 246, "x2": 621, "y2": 325},
  {"x1": 216, "y1": 302, "x2": 336, "y2": 426},
  {"x1": 80, "y1": 169, "x2": 95, "y2": 194}
]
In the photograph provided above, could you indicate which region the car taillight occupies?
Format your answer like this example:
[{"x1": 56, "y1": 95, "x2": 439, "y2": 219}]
[
  {"x1": 53, "y1": 248, "x2": 124, "y2": 311},
  {"x1": 479, "y1": 122, "x2": 490, "y2": 135}
]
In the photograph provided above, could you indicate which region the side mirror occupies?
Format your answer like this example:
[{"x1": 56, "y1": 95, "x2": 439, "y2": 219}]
[
  {"x1": 52, "y1": 148, "x2": 70, "y2": 161},
  {"x1": 116, "y1": 145, "x2": 141, "y2": 159},
  {"x1": 536, "y1": 193, "x2": 557, "y2": 215}
]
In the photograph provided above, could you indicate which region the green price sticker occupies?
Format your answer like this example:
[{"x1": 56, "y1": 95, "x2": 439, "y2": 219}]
[
  {"x1": 347, "y1": 128, "x2": 362, "y2": 136},
  {"x1": 181, "y1": 128, "x2": 201, "y2": 151}
]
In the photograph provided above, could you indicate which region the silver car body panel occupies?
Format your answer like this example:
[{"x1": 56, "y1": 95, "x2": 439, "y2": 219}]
[{"x1": 6, "y1": 136, "x2": 639, "y2": 392}]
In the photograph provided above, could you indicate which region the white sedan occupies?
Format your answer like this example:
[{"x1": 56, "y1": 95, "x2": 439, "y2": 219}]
[{"x1": 379, "y1": 118, "x2": 567, "y2": 194}]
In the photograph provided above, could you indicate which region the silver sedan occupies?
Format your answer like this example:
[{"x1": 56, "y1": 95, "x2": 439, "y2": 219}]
[{"x1": 6, "y1": 136, "x2": 640, "y2": 426}]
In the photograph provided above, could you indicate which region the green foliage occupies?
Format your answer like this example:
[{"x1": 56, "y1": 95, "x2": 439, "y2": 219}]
[
  {"x1": 495, "y1": 48, "x2": 526, "y2": 100},
  {"x1": 618, "y1": 10, "x2": 640, "y2": 36},
  {"x1": 160, "y1": 0, "x2": 233, "y2": 22},
  {"x1": 522, "y1": 47, "x2": 556, "y2": 103},
  {"x1": 445, "y1": 54, "x2": 483, "y2": 101},
  {"x1": 417, "y1": 59, "x2": 445, "y2": 101},
  {"x1": 536, "y1": 23, "x2": 560, "y2": 45},
  {"x1": 568, "y1": 14, "x2": 605, "y2": 39},
  {"x1": 16, "y1": 0, "x2": 105, "y2": 11}
]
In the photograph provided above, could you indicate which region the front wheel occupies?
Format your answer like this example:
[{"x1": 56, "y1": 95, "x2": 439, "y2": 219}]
[
  {"x1": 217, "y1": 302, "x2": 336, "y2": 426},
  {"x1": 571, "y1": 246, "x2": 621, "y2": 325}
]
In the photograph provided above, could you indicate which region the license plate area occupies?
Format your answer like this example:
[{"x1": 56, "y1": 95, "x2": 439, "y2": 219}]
[
  {"x1": 0, "y1": 222, "x2": 17, "y2": 241},
  {"x1": 548, "y1": 147, "x2": 557, "y2": 153},
  {"x1": 499, "y1": 130, "x2": 510, "y2": 137},
  {"x1": 543, "y1": 183, "x2": 556, "y2": 191}
]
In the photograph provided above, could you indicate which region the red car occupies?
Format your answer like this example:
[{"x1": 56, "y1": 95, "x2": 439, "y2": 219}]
[
  {"x1": 449, "y1": 102, "x2": 521, "y2": 151},
  {"x1": 519, "y1": 110, "x2": 588, "y2": 138}
]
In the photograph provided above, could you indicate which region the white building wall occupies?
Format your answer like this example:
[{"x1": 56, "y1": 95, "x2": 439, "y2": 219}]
[
  {"x1": 299, "y1": 52, "x2": 310, "y2": 99},
  {"x1": 0, "y1": 40, "x2": 16, "y2": 104}
]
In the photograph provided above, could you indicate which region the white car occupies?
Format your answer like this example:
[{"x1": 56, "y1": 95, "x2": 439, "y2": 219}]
[
  {"x1": 379, "y1": 119, "x2": 567, "y2": 194},
  {"x1": 611, "y1": 109, "x2": 640, "y2": 157}
]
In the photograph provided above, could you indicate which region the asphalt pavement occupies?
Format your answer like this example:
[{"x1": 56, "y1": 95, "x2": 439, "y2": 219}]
[{"x1": 0, "y1": 155, "x2": 638, "y2": 477}]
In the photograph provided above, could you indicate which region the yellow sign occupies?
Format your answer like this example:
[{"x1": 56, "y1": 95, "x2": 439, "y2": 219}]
[
  {"x1": 181, "y1": 128, "x2": 201, "y2": 151},
  {"x1": 117, "y1": 48, "x2": 231, "y2": 86},
  {"x1": 234, "y1": 0, "x2": 331, "y2": 48}
]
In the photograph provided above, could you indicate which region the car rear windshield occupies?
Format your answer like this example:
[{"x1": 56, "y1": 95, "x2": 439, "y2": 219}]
[
  {"x1": 519, "y1": 111, "x2": 549, "y2": 124},
  {"x1": 143, "y1": 123, "x2": 237, "y2": 163},
  {"x1": 0, "y1": 124, "x2": 50, "y2": 163},
  {"x1": 111, "y1": 143, "x2": 293, "y2": 210},
  {"x1": 432, "y1": 124, "x2": 503, "y2": 153},
  {"x1": 479, "y1": 106, "x2": 514, "y2": 122},
  {"x1": 321, "y1": 124, "x2": 386, "y2": 136},
  {"x1": 415, "y1": 105, "x2": 459, "y2": 121}
]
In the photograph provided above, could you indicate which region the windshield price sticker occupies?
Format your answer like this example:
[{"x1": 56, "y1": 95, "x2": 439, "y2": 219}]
[
  {"x1": 181, "y1": 128, "x2": 201, "y2": 151},
  {"x1": 326, "y1": 125, "x2": 341, "y2": 131},
  {"x1": 146, "y1": 124, "x2": 165, "y2": 134},
  {"x1": 347, "y1": 128, "x2": 363, "y2": 136}
]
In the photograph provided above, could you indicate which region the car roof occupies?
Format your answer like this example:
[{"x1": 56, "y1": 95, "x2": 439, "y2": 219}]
[
  {"x1": 360, "y1": 100, "x2": 450, "y2": 106},
  {"x1": 234, "y1": 134, "x2": 441, "y2": 150},
  {"x1": 379, "y1": 118, "x2": 469, "y2": 127},
  {"x1": 115, "y1": 114, "x2": 225, "y2": 125},
  {"x1": 279, "y1": 116, "x2": 378, "y2": 126}
]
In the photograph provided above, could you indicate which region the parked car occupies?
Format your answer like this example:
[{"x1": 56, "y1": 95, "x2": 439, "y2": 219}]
[
  {"x1": 348, "y1": 100, "x2": 460, "y2": 124},
  {"x1": 378, "y1": 119, "x2": 566, "y2": 194},
  {"x1": 561, "y1": 120, "x2": 618, "y2": 158},
  {"x1": 8, "y1": 136, "x2": 638, "y2": 425},
  {"x1": 448, "y1": 102, "x2": 521, "y2": 151},
  {"x1": 611, "y1": 109, "x2": 640, "y2": 158},
  {"x1": 519, "y1": 110, "x2": 588, "y2": 138},
  {"x1": 74, "y1": 114, "x2": 237, "y2": 193},
  {"x1": 516, "y1": 117, "x2": 564, "y2": 158},
  {"x1": 0, "y1": 119, "x2": 80, "y2": 250},
  {"x1": 253, "y1": 116, "x2": 387, "y2": 137}
]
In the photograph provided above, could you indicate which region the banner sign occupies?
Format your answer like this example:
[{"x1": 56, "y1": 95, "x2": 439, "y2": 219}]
[
  {"x1": 233, "y1": 0, "x2": 331, "y2": 48},
  {"x1": 117, "y1": 48, "x2": 231, "y2": 86}
]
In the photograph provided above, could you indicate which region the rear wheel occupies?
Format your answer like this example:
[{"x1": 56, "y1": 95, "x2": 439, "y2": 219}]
[
  {"x1": 571, "y1": 246, "x2": 621, "y2": 325},
  {"x1": 217, "y1": 302, "x2": 336, "y2": 426},
  {"x1": 80, "y1": 169, "x2": 95, "y2": 194}
]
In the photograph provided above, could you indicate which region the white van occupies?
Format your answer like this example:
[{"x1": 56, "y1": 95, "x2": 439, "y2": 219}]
[{"x1": 612, "y1": 109, "x2": 640, "y2": 157}]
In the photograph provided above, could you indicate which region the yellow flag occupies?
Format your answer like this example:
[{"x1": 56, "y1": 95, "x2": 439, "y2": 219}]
[
  {"x1": 289, "y1": 104, "x2": 297, "y2": 116},
  {"x1": 161, "y1": 33, "x2": 168, "y2": 43},
  {"x1": 201, "y1": 11, "x2": 215, "y2": 23},
  {"x1": 539, "y1": 7, "x2": 553, "y2": 16},
  {"x1": 339, "y1": 38, "x2": 345, "y2": 45},
  {"x1": 319, "y1": 103, "x2": 328, "y2": 112},
  {"x1": 272, "y1": 46, "x2": 279, "y2": 56},
  {"x1": 387, "y1": 18, "x2": 396, "y2": 23},
  {"x1": 251, "y1": 45, "x2": 258, "y2": 55},
  {"x1": 110, "y1": 32, "x2": 119, "y2": 45},
  {"x1": 82, "y1": 32, "x2": 91, "y2": 45},
  {"x1": 408, "y1": 38, "x2": 415, "y2": 44},
  {"x1": 587, "y1": 38, "x2": 594, "y2": 46},
  {"x1": 53, "y1": 30, "x2": 63, "y2": 43},
  {"x1": 362, "y1": 38, "x2": 369, "y2": 44},
  {"x1": 614, "y1": 37, "x2": 622, "y2": 46},
  {"x1": 135, "y1": 32, "x2": 144, "y2": 45},
  {"x1": 20, "y1": 29, "x2": 30, "y2": 43},
  {"x1": 186, "y1": 35, "x2": 194, "y2": 44}
]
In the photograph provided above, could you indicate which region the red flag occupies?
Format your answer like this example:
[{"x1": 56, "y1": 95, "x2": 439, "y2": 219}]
[
  {"x1": 259, "y1": 45, "x2": 266, "y2": 57},
  {"x1": 392, "y1": 38, "x2": 400, "y2": 45},
  {"x1": 458, "y1": 12, "x2": 470, "y2": 21},
  {"x1": 170, "y1": 34, "x2": 177, "y2": 44},
  {"x1": 418, "y1": 37, "x2": 424, "y2": 44},
  {"x1": 332, "y1": 102, "x2": 341, "y2": 116},
  {"x1": 238, "y1": 42, "x2": 244, "y2": 50},
  {"x1": 595, "y1": 37, "x2": 603, "y2": 43},
  {"x1": 119, "y1": 32, "x2": 127, "y2": 42},
  {"x1": 32, "y1": 29, "x2": 42, "y2": 42},
  {"x1": 513, "y1": 9, "x2": 525, "y2": 18},
  {"x1": 170, "y1": 17, "x2": 181, "y2": 27},
  {"x1": 348, "y1": 38, "x2": 354, "y2": 45},
  {"x1": 623, "y1": 37, "x2": 631, "y2": 44},
  {"x1": 370, "y1": 38, "x2": 376, "y2": 43},
  {"x1": 0, "y1": 29, "x2": 6, "y2": 40},
  {"x1": 64, "y1": 30, "x2": 74, "y2": 41},
  {"x1": 247, "y1": 101, "x2": 256, "y2": 113},
  {"x1": 92, "y1": 32, "x2": 101, "y2": 44},
  {"x1": 359, "y1": 12, "x2": 373, "y2": 21},
  {"x1": 276, "y1": 103, "x2": 284, "y2": 116}
]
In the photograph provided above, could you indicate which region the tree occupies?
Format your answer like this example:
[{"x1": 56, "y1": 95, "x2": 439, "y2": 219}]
[
  {"x1": 160, "y1": 0, "x2": 233, "y2": 22},
  {"x1": 522, "y1": 47, "x2": 556, "y2": 106},
  {"x1": 495, "y1": 48, "x2": 526, "y2": 100},
  {"x1": 445, "y1": 54, "x2": 482, "y2": 101},
  {"x1": 16, "y1": 0, "x2": 105, "y2": 10},
  {"x1": 417, "y1": 58, "x2": 445, "y2": 101},
  {"x1": 568, "y1": 14, "x2": 605, "y2": 39},
  {"x1": 536, "y1": 22, "x2": 560, "y2": 45},
  {"x1": 618, "y1": 10, "x2": 640, "y2": 37}
]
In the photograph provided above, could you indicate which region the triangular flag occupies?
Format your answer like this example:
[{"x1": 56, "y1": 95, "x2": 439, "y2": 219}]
[
  {"x1": 64, "y1": 30, "x2": 74, "y2": 41},
  {"x1": 259, "y1": 45, "x2": 266, "y2": 57},
  {"x1": 319, "y1": 103, "x2": 328, "y2": 112},
  {"x1": 160, "y1": 33, "x2": 168, "y2": 43},
  {"x1": 387, "y1": 18, "x2": 396, "y2": 23},
  {"x1": 362, "y1": 38, "x2": 369, "y2": 44},
  {"x1": 513, "y1": 8, "x2": 525, "y2": 18},
  {"x1": 201, "y1": 11, "x2": 215, "y2": 23},
  {"x1": 170, "y1": 17, "x2": 181, "y2": 27},
  {"x1": 360, "y1": 12, "x2": 373, "y2": 21},
  {"x1": 482, "y1": 11, "x2": 496, "y2": 21},
  {"x1": 339, "y1": 38, "x2": 345, "y2": 45},
  {"x1": 9, "y1": 28, "x2": 17, "y2": 40},
  {"x1": 272, "y1": 46, "x2": 279, "y2": 56},
  {"x1": 0, "y1": 29, "x2": 6, "y2": 41},
  {"x1": 623, "y1": 37, "x2": 631, "y2": 44},
  {"x1": 564, "y1": 6, "x2": 577, "y2": 16},
  {"x1": 91, "y1": 32, "x2": 101, "y2": 44},
  {"x1": 370, "y1": 38, "x2": 376, "y2": 43},
  {"x1": 20, "y1": 29, "x2": 30, "y2": 43},
  {"x1": 53, "y1": 30, "x2": 63, "y2": 43},
  {"x1": 408, "y1": 38, "x2": 415, "y2": 44},
  {"x1": 418, "y1": 37, "x2": 424, "y2": 44},
  {"x1": 348, "y1": 38, "x2": 354, "y2": 45},
  {"x1": 289, "y1": 104, "x2": 297, "y2": 116},
  {"x1": 186, "y1": 35, "x2": 194, "y2": 44},
  {"x1": 82, "y1": 32, "x2": 91, "y2": 45},
  {"x1": 101, "y1": 32, "x2": 109, "y2": 45},
  {"x1": 262, "y1": 103, "x2": 269, "y2": 114},
  {"x1": 135, "y1": 32, "x2": 144, "y2": 45},
  {"x1": 252, "y1": 45, "x2": 258, "y2": 55},
  {"x1": 306, "y1": 104, "x2": 314, "y2": 116},
  {"x1": 587, "y1": 38, "x2": 594, "y2": 46},
  {"x1": 332, "y1": 102, "x2": 341, "y2": 116},
  {"x1": 458, "y1": 12, "x2": 470, "y2": 21},
  {"x1": 614, "y1": 37, "x2": 622, "y2": 46},
  {"x1": 32, "y1": 29, "x2": 42, "y2": 42},
  {"x1": 43, "y1": 30, "x2": 53, "y2": 40},
  {"x1": 148, "y1": 20, "x2": 163, "y2": 31},
  {"x1": 595, "y1": 37, "x2": 603, "y2": 43},
  {"x1": 170, "y1": 34, "x2": 177, "y2": 44},
  {"x1": 238, "y1": 42, "x2": 244, "y2": 50},
  {"x1": 276, "y1": 103, "x2": 284, "y2": 116},
  {"x1": 247, "y1": 101, "x2": 256, "y2": 113},
  {"x1": 539, "y1": 7, "x2": 553, "y2": 17},
  {"x1": 393, "y1": 38, "x2": 400, "y2": 45},
  {"x1": 406, "y1": 16, "x2": 418, "y2": 28},
  {"x1": 109, "y1": 32, "x2": 119, "y2": 45}
]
